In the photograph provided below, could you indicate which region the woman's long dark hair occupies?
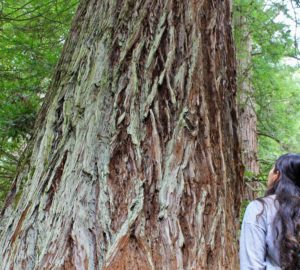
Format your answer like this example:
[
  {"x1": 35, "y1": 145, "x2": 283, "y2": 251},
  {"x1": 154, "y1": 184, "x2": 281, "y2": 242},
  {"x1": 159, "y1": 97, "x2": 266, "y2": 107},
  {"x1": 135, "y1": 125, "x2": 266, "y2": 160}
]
[{"x1": 262, "y1": 153, "x2": 300, "y2": 269}]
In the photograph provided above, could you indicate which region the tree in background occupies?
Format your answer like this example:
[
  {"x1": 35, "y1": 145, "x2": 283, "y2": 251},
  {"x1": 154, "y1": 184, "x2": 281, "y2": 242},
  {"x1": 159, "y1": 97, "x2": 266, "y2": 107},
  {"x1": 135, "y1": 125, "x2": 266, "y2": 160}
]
[
  {"x1": 234, "y1": 1, "x2": 260, "y2": 200},
  {"x1": 0, "y1": 0, "x2": 243, "y2": 268},
  {"x1": 234, "y1": 0, "x2": 300, "y2": 201}
]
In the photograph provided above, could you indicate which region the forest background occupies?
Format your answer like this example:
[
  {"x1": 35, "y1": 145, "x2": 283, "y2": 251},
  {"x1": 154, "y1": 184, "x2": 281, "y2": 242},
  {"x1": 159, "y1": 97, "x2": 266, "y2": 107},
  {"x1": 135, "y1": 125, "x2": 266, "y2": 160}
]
[{"x1": 0, "y1": 0, "x2": 300, "y2": 210}]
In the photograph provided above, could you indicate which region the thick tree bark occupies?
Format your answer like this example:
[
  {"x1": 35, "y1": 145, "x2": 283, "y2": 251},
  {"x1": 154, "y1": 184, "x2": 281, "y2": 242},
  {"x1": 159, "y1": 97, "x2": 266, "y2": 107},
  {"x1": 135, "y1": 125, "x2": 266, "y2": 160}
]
[{"x1": 0, "y1": 0, "x2": 243, "y2": 269}]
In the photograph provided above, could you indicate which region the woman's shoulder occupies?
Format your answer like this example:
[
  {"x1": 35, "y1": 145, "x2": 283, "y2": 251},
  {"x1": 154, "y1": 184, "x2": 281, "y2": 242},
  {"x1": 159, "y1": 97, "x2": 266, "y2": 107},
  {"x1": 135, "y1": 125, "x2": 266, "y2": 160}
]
[
  {"x1": 243, "y1": 199, "x2": 265, "y2": 220},
  {"x1": 243, "y1": 195, "x2": 277, "y2": 227},
  {"x1": 249, "y1": 194, "x2": 277, "y2": 210}
]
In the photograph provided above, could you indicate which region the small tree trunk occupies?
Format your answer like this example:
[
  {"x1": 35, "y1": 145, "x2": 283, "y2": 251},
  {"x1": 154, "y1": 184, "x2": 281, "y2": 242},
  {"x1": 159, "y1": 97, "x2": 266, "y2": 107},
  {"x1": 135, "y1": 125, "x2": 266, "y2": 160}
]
[
  {"x1": 234, "y1": 12, "x2": 260, "y2": 200},
  {"x1": 0, "y1": 0, "x2": 243, "y2": 269},
  {"x1": 236, "y1": 16, "x2": 259, "y2": 175}
]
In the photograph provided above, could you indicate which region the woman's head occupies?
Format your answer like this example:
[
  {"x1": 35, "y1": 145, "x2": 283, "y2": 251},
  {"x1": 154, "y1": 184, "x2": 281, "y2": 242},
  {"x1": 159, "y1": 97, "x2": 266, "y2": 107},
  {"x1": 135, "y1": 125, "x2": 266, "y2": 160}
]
[{"x1": 267, "y1": 153, "x2": 300, "y2": 196}]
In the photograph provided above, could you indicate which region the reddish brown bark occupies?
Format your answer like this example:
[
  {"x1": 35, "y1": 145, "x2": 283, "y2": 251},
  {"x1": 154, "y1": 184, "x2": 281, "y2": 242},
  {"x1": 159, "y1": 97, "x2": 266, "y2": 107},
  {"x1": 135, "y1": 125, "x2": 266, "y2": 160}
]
[{"x1": 234, "y1": 12, "x2": 260, "y2": 200}]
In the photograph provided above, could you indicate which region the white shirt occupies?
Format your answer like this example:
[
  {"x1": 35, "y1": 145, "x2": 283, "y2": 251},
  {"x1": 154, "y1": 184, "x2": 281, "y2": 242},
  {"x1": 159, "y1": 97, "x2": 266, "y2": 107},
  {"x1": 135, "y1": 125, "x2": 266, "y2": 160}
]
[{"x1": 240, "y1": 194, "x2": 281, "y2": 269}]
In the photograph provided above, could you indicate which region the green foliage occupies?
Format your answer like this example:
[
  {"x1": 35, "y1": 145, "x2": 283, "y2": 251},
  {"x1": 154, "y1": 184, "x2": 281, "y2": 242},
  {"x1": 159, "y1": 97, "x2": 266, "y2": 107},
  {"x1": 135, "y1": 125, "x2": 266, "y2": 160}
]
[
  {"x1": 0, "y1": 0, "x2": 78, "y2": 204},
  {"x1": 256, "y1": 67, "x2": 300, "y2": 174},
  {"x1": 0, "y1": 0, "x2": 78, "y2": 138},
  {"x1": 234, "y1": 0, "x2": 293, "y2": 61}
]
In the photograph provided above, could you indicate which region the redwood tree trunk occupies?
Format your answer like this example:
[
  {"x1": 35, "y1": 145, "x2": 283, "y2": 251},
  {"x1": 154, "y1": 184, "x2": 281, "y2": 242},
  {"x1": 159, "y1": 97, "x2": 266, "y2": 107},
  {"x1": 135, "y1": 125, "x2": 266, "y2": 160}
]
[
  {"x1": 0, "y1": 0, "x2": 243, "y2": 269},
  {"x1": 234, "y1": 12, "x2": 260, "y2": 200},
  {"x1": 237, "y1": 33, "x2": 259, "y2": 175}
]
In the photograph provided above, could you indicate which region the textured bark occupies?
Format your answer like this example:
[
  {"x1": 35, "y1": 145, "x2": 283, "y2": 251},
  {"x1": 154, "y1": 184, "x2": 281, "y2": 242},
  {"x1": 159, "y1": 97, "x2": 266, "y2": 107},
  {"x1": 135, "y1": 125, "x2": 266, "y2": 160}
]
[
  {"x1": 235, "y1": 15, "x2": 259, "y2": 176},
  {"x1": 0, "y1": 0, "x2": 243, "y2": 269},
  {"x1": 234, "y1": 13, "x2": 259, "y2": 201}
]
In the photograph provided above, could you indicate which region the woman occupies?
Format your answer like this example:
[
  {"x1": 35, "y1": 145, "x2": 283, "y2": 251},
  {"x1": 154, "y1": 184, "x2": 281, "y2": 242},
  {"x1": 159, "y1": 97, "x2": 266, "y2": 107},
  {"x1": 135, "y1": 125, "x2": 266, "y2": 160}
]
[{"x1": 240, "y1": 153, "x2": 300, "y2": 270}]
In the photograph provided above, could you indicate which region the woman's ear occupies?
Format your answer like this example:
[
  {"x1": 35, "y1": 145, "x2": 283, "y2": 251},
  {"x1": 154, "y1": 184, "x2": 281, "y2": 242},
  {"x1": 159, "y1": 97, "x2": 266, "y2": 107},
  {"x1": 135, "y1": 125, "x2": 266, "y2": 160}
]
[
  {"x1": 274, "y1": 170, "x2": 280, "y2": 182},
  {"x1": 267, "y1": 167, "x2": 280, "y2": 188}
]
